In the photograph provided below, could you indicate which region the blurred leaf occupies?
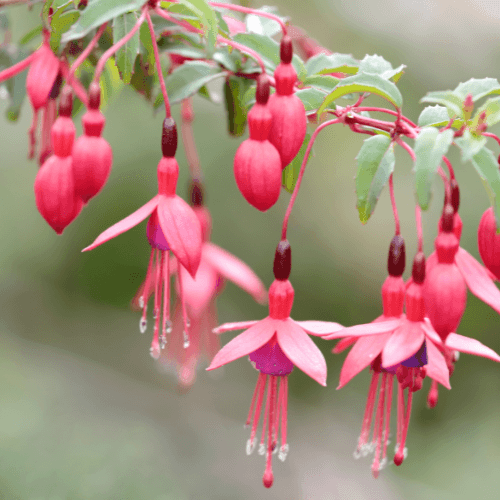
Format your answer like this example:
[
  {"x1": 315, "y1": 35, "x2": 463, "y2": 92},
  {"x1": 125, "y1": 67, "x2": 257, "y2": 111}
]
[
  {"x1": 178, "y1": 0, "x2": 218, "y2": 56},
  {"x1": 215, "y1": 11, "x2": 229, "y2": 36},
  {"x1": 414, "y1": 127, "x2": 454, "y2": 210},
  {"x1": 233, "y1": 32, "x2": 306, "y2": 81},
  {"x1": 282, "y1": 132, "x2": 312, "y2": 193},
  {"x1": 318, "y1": 73, "x2": 403, "y2": 115},
  {"x1": 99, "y1": 57, "x2": 124, "y2": 109},
  {"x1": 213, "y1": 47, "x2": 241, "y2": 72},
  {"x1": 295, "y1": 87, "x2": 328, "y2": 112},
  {"x1": 50, "y1": 10, "x2": 81, "y2": 52},
  {"x1": 418, "y1": 104, "x2": 462, "y2": 128},
  {"x1": 455, "y1": 129, "x2": 487, "y2": 162},
  {"x1": 471, "y1": 147, "x2": 500, "y2": 227},
  {"x1": 62, "y1": 0, "x2": 147, "y2": 42},
  {"x1": 355, "y1": 135, "x2": 395, "y2": 223},
  {"x1": 130, "y1": 54, "x2": 154, "y2": 99},
  {"x1": 139, "y1": 22, "x2": 155, "y2": 74},
  {"x1": 420, "y1": 90, "x2": 463, "y2": 118},
  {"x1": 19, "y1": 25, "x2": 43, "y2": 45},
  {"x1": 114, "y1": 13, "x2": 140, "y2": 84},
  {"x1": 470, "y1": 97, "x2": 500, "y2": 128},
  {"x1": 455, "y1": 78, "x2": 500, "y2": 101},
  {"x1": 305, "y1": 53, "x2": 359, "y2": 77},
  {"x1": 245, "y1": 6, "x2": 285, "y2": 37},
  {"x1": 224, "y1": 76, "x2": 252, "y2": 137},
  {"x1": 302, "y1": 75, "x2": 340, "y2": 93},
  {"x1": 358, "y1": 54, "x2": 406, "y2": 82},
  {"x1": 155, "y1": 61, "x2": 223, "y2": 106},
  {"x1": 0, "y1": 47, "x2": 29, "y2": 122},
  {"x1": 163, "y1": 42, "x2": 206, "y2": 59},
  {"x1": 0, "y1": 13, "x2": 9, "y2": 32}
]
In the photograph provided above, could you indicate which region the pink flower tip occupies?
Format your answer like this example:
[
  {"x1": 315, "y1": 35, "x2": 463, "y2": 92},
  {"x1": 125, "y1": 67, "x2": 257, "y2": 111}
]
[
  {"x1": 394, "y1": 452, "x2": 405, "y2": 466},
  {"x1": 263, "y1": 470, "x2": 274, "y2": 488}
]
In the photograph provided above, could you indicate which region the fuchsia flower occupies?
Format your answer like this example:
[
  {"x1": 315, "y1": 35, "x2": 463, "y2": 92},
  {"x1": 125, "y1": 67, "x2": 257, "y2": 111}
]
[
  {"x1": 83, "y1": 118, "x2": 202, "y2": 358},
  {"x1": 325, "y1": 246, "x2": 500, "y2": 476},
  {"x1": 207, "y1": 241, "x2": 343, "y2": 488}
]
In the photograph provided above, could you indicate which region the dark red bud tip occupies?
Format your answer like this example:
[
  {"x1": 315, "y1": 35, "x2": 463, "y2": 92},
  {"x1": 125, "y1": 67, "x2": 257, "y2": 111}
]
[
  {"x1": 263, "y1": 470, "x2": 274, "y2": 488},
  {"x1": 190, "y1": 179, "x2": 203, "y2": 206},
  {"x1": 451, "y1": 179, "x2": 460, "y2": 213},
  {"x1": 280, "y1": 35, "x2": 293, "y2": 64},
  {"x1": 441, "y1": 204, "x2": 454, "y2": 233},
  {"x1": 273, "y1": 239, "x2": 291, "y2": 280},
  {"x1": 49, "y1": 73, "x2": 63, "y2": 100},
  {"x1": 88, "y1": 82, "x2": 101, "y2": 110},
  {"x1": 412, "y1": 252, "x2": 426, "y2": 284},
  {"x1": 161, "y1": 117, "x2": 177, "y2": 157},
  {"x1": 394, "y1": 452, "x2": 405, "y2": 466},
  {"x1": 255, "y1": 74, "x2": 270, "y2": 105},
  {"x1": 58, "y1": 87, "x2": 73, "y2": 117},
  {"x1": 388, "y1": 234, "x2": 406, "y2": 277}
]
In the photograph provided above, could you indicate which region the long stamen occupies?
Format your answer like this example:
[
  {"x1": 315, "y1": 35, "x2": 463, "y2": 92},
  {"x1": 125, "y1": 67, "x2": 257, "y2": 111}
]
[
  {"x1": 381, "y1": 374, "x2": 394, "y2": 470},
  {"x1": 396, "y1": 382, "x2": 405, "y2": 453},
  {"x1": 427, "y1": 379, "x2": 439, "y2": 408},
  {"x1": 372, "y1": 373, "x2": 387, "y2": 478},
  {"x1": 246, "y1": 372, "x2": 264, "y2": 427},
  {"x1": 273, "y1": 377, "x2": 283, "y2": 451},
  {"x1": 395, "y1": 389, "x2": 413, "y2": 466},
  {"x1": 150, "y1": 249, "x2": 163, "y2": 358},
  {"x1": 248, "y1": 374, "x2": 267, "y2": 454},
  {"x1": 263, "y1": 375, "x2": 277, "y2": 488},
  {"x1": 356, "y1": 371, "x2": 379, "y2": 458},
  {"x1": 177, "y1": 266, "x2": 190, "y2": 348},
  {"x1": 139, "y1": 250, "x2": 156, "y2": 333},
  {"x1": 278, "y1": 376, "x2": 289, "y2": 462},
  {"x1": 259, "y1": 377, "x2": 272, "y2": 455},
  {"x1": 161, "y1": 252, "x2": 172, "y2": 345}
]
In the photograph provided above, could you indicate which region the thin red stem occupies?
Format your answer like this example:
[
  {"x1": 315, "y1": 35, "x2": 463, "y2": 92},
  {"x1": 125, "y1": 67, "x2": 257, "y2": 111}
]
[
  {"x1": 146, "y1": 10, "x2": 171, "y2": 117},
  {"x1": 441, "y1": 156, "x2": 455, "y2": 181},
  {"x1": 281, "y1": 118, "x2": 341, "y2": 240},
  {"x1": 93, "y1": 10, "x2": 146, "y2": 83},
  {"x1": 415, "y1": 205, "x2": 423, "y2": 253},
  {"x1": 396, "y1": 137, "x2": 416, "y2": 161},
  {"x1": 0, "y1": 50, "x2": 36, "y2": 83},
  {"x1": 483, "y1": 132, "x2": 500, "y2": 148},
  {"x1": 388, "y1": 174, "x2": 400, "y2": 235},
  {"x1": 354, "y1": 106, "x2": 418, "y2": 128},
  {"x1": 372, "y1": 372, "x2": 387, "y2": 478}
]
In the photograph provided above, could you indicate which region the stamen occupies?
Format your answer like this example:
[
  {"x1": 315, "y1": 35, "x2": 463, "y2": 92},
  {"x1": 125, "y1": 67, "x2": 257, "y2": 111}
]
[
  {"x1": 394, "y1": 388, "x2": 412, "y2": 466},
  {"x1": 249, "y1": 374, "x2": 267, "y2": 452},
  {"x1": 372, "y1": 373, "x2": 387, "y2": 478},
  {"x1": 381, "y1": 374, "x2": 394, "y2": 471},
  {"x1": 263, "y1": 375, "x2": 277, "y2": 489},
  {"x1": 246, "y1": 372, "x2": 264, "y2": 427},
  {"x1": 273, "y1": 377, "x2": 283, "y2": 451},
  {"x1": 396, "y1": 382, "x2": 405, "y2": 454},
  {"x1": 28, "y1": 109, "x2": 39, "y2": 159},
  {"x1": 355, "y1": 371, "x2": 379, "y2": 458},
  {"x1": 427, "y1": 380, "x2": 438, "y2": 409},
  {"x1": 259, "y1": 377, "x2": 272, "y2": 455},
  {"x1": 150, "y1": 250, "x2": 163, "y2": 359},
  {"x1": 177, "y1": 266, "x2": 190, "y2": 348},
  {"x1": 279, "y1": 376, "x2": 289, "y2": 462},
  {"x1": 163, "y1": 254, "x2": 171, "y2": 335},
  {"x1": 139, "y1": 250, "x2": 156, "y2": 334}
]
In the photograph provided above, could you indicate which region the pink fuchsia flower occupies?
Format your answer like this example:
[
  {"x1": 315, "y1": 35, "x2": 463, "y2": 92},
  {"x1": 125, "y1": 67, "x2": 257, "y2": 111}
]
[
  {"x1": 325, "y1": 251, "x2": 500, "y2": 475},
  {"x1": 83, "y1": 118, "x2": 202, "y2": 358},
  {"x1": 207, "y1": 240, "x2": 343, "y2": 488}
]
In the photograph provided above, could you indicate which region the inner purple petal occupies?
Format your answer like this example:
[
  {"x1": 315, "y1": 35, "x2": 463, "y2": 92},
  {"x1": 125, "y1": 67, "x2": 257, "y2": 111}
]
[
  {"x1": 248, "y1": 337, "x2": 294, "y2": 375},
  {"x1": 384, "y1": 341, "x2": 428, "y2": 373},
  {"x1": 147, "y1": 214, "x2": 170, "y2": 251}
]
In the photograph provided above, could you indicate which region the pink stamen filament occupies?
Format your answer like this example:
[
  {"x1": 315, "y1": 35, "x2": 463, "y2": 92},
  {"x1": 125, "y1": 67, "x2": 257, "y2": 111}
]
[
  {"x1": 388, "y1": 174, "x2": 400, "y2": 235},
  {"x1": 177, "y1": 266, "x2": 190, "y2": 348},
  {"x1": 273, "y1": 377, "x2": 283, "y2": 449},
  {"x1": 246, "y1": 372, "x2": 264, "y2": 427},
  {"x1": 249, "y1": 374, "x2": 267, "y2": 447},
  {"x1": 357, "y1": 371, "x2": 379, "y2": 454},
  {"x1": 382, "y1": 375, "x2": 394, "y2": 468},
  {"x1": 260, "y1": 376, "x2": 272, "y2": 452},
  {"x1": 140, "y1": 250, "x2": 156, "y2": 326},
  {"x1": 145, "y1": 9, "x2": 171, "y2": 118},
  {"x1": 162, "y1": 253, "x2": 171, "y2": 337},
  {"x1": 281, "y1": 118, "x2": 341, "y2": 240},
  {"x1": 372, "y1": 372, "x2": 387, "y2": 478},
  {"x1": 395, "y1": 388, "x2": 413, "y2": 465},
  {"x1": 93, "y1": 10, "x2": 146, "y2": 83},
  {"x1": 397, "y1": 382, "x2": 404, "y2": 451},
  {"x1": 264, "y1": 375, "x2": 277, "y2": 487},
  {"x1": 280, "y1": 376, "x2": 288, "y2": 453}
]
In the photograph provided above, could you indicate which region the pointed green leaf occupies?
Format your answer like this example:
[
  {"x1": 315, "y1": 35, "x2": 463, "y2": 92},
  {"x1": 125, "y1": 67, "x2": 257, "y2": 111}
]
[
  {"x1": 50, "y1": 10, "x2": 81, "y2": 52},
  {"x1": 455, "y1": 78, "x2": 500, "y2": 101},
  {"x1": 470, "y1": 97, "x2": 500, "y2": 129},
  {"x1": 414, "y1": 127, "x2": 454, "y2": 210},
  {"x1": 19, "y1": 25, "x2": 43, "y2": 45},
  {"x1": 302, "y1": 75, "x2": 340, "y2": 93},
  {"x1": 471, "y1": 147, "x2": 500, "y2": 227},
  {"x1": 232, "y1": 33, "x2": 306, "y2": 81},
  {"x1": 224, "y1": 76, "x2": 253, "y2": 137},
  {"x1": 357, "y1": 54, "x2": 406, "y2": 82},
  {"x1": 295, "y1": 88, "x2": 328, "y2": 112},
  {"x1": 305, "y1": 53, "x2": 359, "y2": 77},
  {"x1": 155, "y1": 61, "x2": 223, "y2": 106},
  {"x1": 318, "y1": 73, "x2": 403, "y2": 116},
  {"x1": 282, "y1": 132, "x2": 312, "y2": 193},
  {"x1": 62, "y1": 0, "x2": 147, "y2": 43},
  {"x1": 455, "y1": 129, "x2": 487, "y2": 162},
  {"x1": 420, "y1": 90, "x2": 463, "y2": 118},
  {"x1": 355, "y1": 135, "x2": 395, "y2": 223},
  {"x1": 245, "y1": 6, "x2": 285, "y2": 37},
  {"x1": 113, "y1": 13, "x2": 140, "y2": 84},
  {"x1": 178, "y1": 0, "x2": 218, "y2": 56},
  {"x1": 418, "y1": 105, "x2": 462, "y2": 128}
]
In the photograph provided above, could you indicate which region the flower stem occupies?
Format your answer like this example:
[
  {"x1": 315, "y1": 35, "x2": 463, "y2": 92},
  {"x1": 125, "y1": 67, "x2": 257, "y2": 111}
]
[
  {"x1": 389, "y1": 173, "x2": 400, "y2": 235},
  {"x1": 0, "y1": 50, "x2": 36, "y2": 83},
  {"x1": 415, "y1": 205, "x2": 423, "y2": 253}
]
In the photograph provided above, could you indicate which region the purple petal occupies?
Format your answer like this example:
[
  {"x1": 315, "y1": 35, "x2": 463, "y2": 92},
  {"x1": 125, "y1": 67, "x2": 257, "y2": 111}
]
[
  {"x1": 82, "y1": 197, "x2": 159, "y2": 251},
  {"x1": 213, "y1": 320, "x2": 260, "y2": 334},
  {"x1": 381, "y1": 320, "x2": 425, "y2": 367},
  {"x1": 425, "y1": 339, "x2": 451, "y2": 389},
  {"x1": 322, "y1": 319, "x2": 401, "y2": 340},
  {"x1": 446, "y1": 333, "x2": 500, "y2": 362},
  {"x1": 455, "y1": 248, "x2": 500, "y2": 314},
  {"x1": 277, "y1": 319, "x2": 327, "y2": 386},
  {"x1": 294, "y1": 320, "x2": 344, "y2": 337},
  {"x1": 207, "y1": 317, "x2": 275, "y2": 371},
  {"x1": 338, "y1": 332, "x2": 391, "y2": 389}
]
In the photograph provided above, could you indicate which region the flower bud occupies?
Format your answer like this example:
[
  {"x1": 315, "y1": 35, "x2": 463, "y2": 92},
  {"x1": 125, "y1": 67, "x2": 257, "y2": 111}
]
[
  {"x1": 35, "y1": 155, "x2": 83, "y2": 234},
  {"x1": 273, "y1": 240, "x2": 291, "y2": 281},
  {"x1": 50, "y1": 89, "x2": 75, "y2": 157},
  {"x1": 162, "y1": 117, "x2": 178, "y2": 157},
  {"x1": 478, "y1": 207, "x2": 500, "y2": 280},
  {"x1": 387, "y1": 234, "x2": 405, "y2": 277}
]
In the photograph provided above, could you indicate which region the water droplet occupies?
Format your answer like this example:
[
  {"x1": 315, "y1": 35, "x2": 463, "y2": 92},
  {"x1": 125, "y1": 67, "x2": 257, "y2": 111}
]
[
  {"x1": 139, "y1": 318, "x2": 147, "y2": 334},
  {"x1": 165, "y1": 319, "x2": 173, "y2": 334},
  {"x1": 278, "y1": 444, "x2": 289, "y2": 462},
  {"x1": 183, "y1": 330, "x2": 190, "y2": 349},
  {"x1": 160, "y1": 335, "x2": 167, "y2": 349},
  {"x1": 186, "y1": 318, "x2": 191, "y2": 328},
  {"x1": 138, "y1": 296, "x2": 144, "y2": 309},
  {"x1": 246, "y1": 438, "x2": 256, "y2": 455},
  {"x1": 153, "y1": 308, "x2": 159, "y2": 319},
  {"x1": 379, "y1": 457, "x2": 387, "y2": 471},
  {"x1": 258, "y1": 443, "x2": 266, "y2": 455},
  {"x1": 353, "y1": 449, "x2": 363, "y2": 460},
  {"x1": 394, "y1": 444, "x2": 408, "y2": 459}
]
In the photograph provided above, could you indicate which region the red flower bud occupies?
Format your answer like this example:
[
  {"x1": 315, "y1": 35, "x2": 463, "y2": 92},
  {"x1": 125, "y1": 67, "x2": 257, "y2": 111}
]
[
  {"x1": 478, "y1": 207, "x2": 500, "y2": 280},
  {"x1": 34, "y1": 156, "x2": 83, "y2": 234}
]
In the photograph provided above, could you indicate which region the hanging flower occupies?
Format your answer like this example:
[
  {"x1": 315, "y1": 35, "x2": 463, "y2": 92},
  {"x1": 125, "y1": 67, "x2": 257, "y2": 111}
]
[{"x1": 207, "y1": 240, "x2": 343, "y2": 487}]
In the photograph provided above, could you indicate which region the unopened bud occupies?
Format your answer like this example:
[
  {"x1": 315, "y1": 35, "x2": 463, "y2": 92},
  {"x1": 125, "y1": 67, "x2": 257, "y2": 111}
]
[
  {"x1": 273, "y1": 240, "x2": 291, "y2": 280},
  {"x1": 387, "y1": 234, "x2": 406, "y2": 277},
  {"x1": 463, "y1": 93, "x2": 473, "y2": 119},
  {"x1": 58, "y1": 87, "x2": 73, "y2": 117},
  {"x1": 280, "y1": 35, "x2": 293, "y2": 64},
  {"x1": 412, "y1": 252, "x2": 426, "y2": 284},
  {"x1": 88, "y1": 82, "x2": 101, "y2": 110},
  {"x1": 450, "y1": 179, "x2": 460, "y2": 213},
  {"x1": 190, "y1": 180, "x2": 203, "y2": 206},
  {"x1": 255, "y1": 74, "x2": 270, "y2": 105},
  {"x1": 161, "y1": 117, "x2": 178, "y2": 157},
  {"x1": 441, "y1": 204, "x2": 454, "y2": 233}
]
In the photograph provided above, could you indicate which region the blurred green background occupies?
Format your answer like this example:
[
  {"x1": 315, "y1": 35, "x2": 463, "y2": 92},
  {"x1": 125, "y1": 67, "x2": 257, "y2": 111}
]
[{"x1": 1, "y1": 1, "x2": 500, "y2": 499}]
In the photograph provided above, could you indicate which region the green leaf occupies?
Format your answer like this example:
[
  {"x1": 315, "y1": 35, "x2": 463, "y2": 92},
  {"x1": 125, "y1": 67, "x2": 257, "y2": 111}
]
[
  {"x1": 418, "y1": 105, "x2": 462, "y2": 128},
  {"x1": 99, "y1": 57, "x2": 124, "y2": 109},
  {"x1": 245, "y1": 6, "x2": 285, "y2": 37},
  {"x1": 470, "y1": 97, "x2": 500, "y2": 128},
  {"x1": 19, "y1": 25, "x2": 43, "y2": 45},
  {"x1": 178, "y1": 0, "x2": 218, "y2": 56},
  {"x1": 224, "y1": 76, "x2": 253, "y2": 137},
  {"x1": 214, "y1": 11, "x2": 229, "y2": 36},
  {"x1": 163, "y1": 42, "x2": 206, "y2": 60},
  {"x1": 0, "y1": 13, "x2": 9, "y2": 32},
  {"x1": 471, "y1": 147, "x2": 500, "y2": 227},
  {"x1": 318, "y1": 73, "x2": 403, "y2": 115},
  {"x1": 155, "y1": 61, "x2": 223, "y2": 106},
  {"x1": 295, "y1": 88, "x2": 328, "y2": 112},
  {"x1": 282, "y1": 132, "x2": 312, "y2": 193},
  {"x1": 232, "y1": 33, "x2": 306, "y2": 82},
  {"x1": 302, "y1": 75, "x2": 340, "y2": 93},
  {"x1": 455, "y1": 78, "x2": 500, "y2": 101},
  {"x1": 114, "y1": 13, "x2": 140, "y2": 84},
  {"x1": 213, "y1": 47, "x2": 242, "y2": 73},
  {"x1": 139, "y1": 22, "x2": 155, "y2": 75},
  {"x1": 414, "y1": 127, "x2": 454, "y2": 209},
  {"x1": 420, "y1": 90, "x2": 464, "y2": 118},
  {"x1": 0, "y1": 47, "x2": 29, "y2": 122},
  {"x1": 62, "y1": 0, "x2": 147, "y2": 43},
  {"x1": 455, "y1": 129, "x2": 487, "y2": 162},
  {"x1": 355, "y1": 135, "x2": 395, "y2": 223},
  {"x1": 357, "y1": 54, "x2": 405, "y2": 82},
  {"x1": 305, "y1": 53, "x2": 359, "y2": 77},
  {"x1": 50, "y1": 10, "x2": 81, "y2": 52}
]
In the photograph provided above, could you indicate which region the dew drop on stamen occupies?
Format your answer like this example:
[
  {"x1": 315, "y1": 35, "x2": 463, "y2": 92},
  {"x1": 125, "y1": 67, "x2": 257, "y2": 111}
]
[
  {"x1": 186, "y1": 318, "x2": 191, "y2": 328},
  {"x1": 138, "y1": 296, "x2": 144, "y2": 309},
  {"x1": 258, "y1": 443, "x2": 266, "y2": 455},
  {"x1": 353, "y1": 449, "x2": 363, "y2": 460},
  {"x1": 149, "y1": 346, "x2": 160, "y2": 359},
  {"x1": 246, "y1": 438, "x2": 256, "y2": 455},
  {"x1": 160, "y1": 335, "x2": 167, "y2": 349},
  {"x1": 379, "y1": 457, "x2": 388, "y2": 471},
  {"x1": 278, "y1": 444, "x2": 289, "y2": 462},
  {"x1": 165, "y1": 319, "x2": 173, "y2": 334},
  {"x1": 153, "y1": 308, "x2": 159, "y2": 319},
  {"x1": 139, "y1": 318, "x2": 147, "y2": 334},
  {"x1": 272, "y1": 442, "x2": 279, "y2": 454},
  {"x1": 183, "y1": 330, "x2": 190, "y2": 349}
]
